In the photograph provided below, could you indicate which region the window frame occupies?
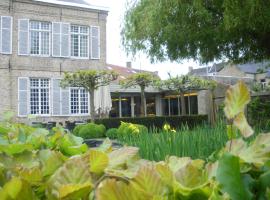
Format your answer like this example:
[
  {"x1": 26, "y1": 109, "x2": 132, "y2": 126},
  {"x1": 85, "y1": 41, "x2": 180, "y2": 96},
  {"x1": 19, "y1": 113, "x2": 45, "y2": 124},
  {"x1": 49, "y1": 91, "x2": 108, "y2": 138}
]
[
  {"x1": 70, "y1": 24, "x2": 89, "y2": 59},
  {"x1": 29, "y1": 78, "x2": 51, "y2": 116},
  {"x1": 29, "y1": 21, "x2": 51, "y2": 57},
  {"x1": 69, "y1": 87, "x2": 90, "y2": 115}
]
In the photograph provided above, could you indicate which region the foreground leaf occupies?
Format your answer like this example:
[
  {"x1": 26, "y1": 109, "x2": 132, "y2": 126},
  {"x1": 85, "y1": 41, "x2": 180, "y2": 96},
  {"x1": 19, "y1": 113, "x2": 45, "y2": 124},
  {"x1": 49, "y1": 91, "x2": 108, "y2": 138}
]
[
  {"x1": 217, "y1": 153, "x2": 251, "y2": 200},
  {"x1": 89, "y1": 149, "x2": 109, "y2": 174},
  {"x1": 233, "y1": 112, "x2": 253, "y2": 138}
]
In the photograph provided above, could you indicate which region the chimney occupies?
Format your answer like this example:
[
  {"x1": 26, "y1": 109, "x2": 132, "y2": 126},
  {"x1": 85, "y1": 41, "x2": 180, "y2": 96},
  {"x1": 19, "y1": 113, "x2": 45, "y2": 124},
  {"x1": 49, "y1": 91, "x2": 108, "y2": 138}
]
[
  {"x1": 126, "y1": 61, "x2": 132, "y2": 69},
  {"x1": 188, "y1": 66, "x2": 193, "y2": 72}
]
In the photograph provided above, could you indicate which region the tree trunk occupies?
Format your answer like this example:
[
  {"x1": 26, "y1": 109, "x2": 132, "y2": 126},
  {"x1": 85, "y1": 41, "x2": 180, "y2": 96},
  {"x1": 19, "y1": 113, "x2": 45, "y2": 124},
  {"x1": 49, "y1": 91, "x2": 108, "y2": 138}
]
[
  {"x1": 89, "y1": 89, "x2": 95, "y2": 123},
  {"x1": 180, "y1": 92, "x2": 186, "y2": 115},
  {"x1": 140, "y1": 87, "x2": 146, "y2": 117},
  {"x1": 210, "y1": 90, "x2": 216, "y2": 125}
]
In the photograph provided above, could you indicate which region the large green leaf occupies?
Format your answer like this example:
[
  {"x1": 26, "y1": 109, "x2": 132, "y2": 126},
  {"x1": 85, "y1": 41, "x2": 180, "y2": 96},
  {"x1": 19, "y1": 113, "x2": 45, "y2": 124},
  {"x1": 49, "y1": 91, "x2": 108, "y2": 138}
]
[
  {"x1": 225, "y1": 133, "x2": 270, "y2": 167},
  {"x1": 233, "y1": 112, "x2": 253, "y2": 138},
  {"x1": 96, "y1": 179, "x2": 144, "y2": 200},
  {"x1": 59, "y1": 134, "x2": 88, "y2": 156},
  {"x1": 0, "y1": 177, "x2": 37, "y2": 200},
  {"x1": 224, "y1": 80, "x2": 250, "y2": 119},
  {"x1": 38, "y1": 149, "x2": 66, "y2": 177},
  {"x1": 216, "y1": 153, "x2": 252, "y2": 200},
  {"x1": 89, "y1": 149, "x2": 109, "y2": 174},
  {"x1": 46, "y1": 155, "x2": 93, "y2": 200},
  {"x1": 0, "y1": 144, "x2": 33, "y2": 155},
  {"x1": 108, "y1": 147, "x2": 139, "y2": 169},
  {"x1": 131, "y1": 164, "x2": 168, "y2": 197},
  {"x1": 166, "y1": 156, "x2": 191, "y2": 174}
]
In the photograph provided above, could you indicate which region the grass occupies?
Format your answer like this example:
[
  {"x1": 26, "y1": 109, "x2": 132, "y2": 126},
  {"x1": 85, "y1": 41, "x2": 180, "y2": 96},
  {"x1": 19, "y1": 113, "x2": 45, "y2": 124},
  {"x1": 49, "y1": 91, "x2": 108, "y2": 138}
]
[{"x1": 117, "y1": 121, "x2": 267, "y2": 161}]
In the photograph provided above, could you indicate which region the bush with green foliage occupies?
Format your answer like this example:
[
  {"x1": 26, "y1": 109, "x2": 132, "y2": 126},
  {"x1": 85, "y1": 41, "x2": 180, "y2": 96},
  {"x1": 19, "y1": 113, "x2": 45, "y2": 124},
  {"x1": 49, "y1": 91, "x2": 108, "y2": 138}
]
[
  {"x1": 117, "y1": 121, "x2": 148, "y2": 135},
  {"x1": 105, "y1": 128, "x2": 118, "y2": 139},
  {"x1": 95, "y1": 115, "x2": 207, "y2": 129},
  {"x1": 73, "y1": 123, "x2": 106, "y2": 139}
]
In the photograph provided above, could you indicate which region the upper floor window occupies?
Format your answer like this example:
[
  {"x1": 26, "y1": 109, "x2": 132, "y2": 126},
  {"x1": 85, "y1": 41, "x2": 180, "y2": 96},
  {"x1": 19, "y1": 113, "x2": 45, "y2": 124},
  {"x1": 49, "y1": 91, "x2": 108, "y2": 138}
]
[
  {"x1": 30, "y1": 21, "x2": 51, "y2": 56},
  {"x1": 71, "y1": 25, "x2": 89, "y2": 58}
]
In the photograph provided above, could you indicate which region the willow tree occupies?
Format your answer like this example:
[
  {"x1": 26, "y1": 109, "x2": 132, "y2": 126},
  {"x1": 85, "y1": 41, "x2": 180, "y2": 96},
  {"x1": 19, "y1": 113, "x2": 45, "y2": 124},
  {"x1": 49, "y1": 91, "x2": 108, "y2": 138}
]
[
  {"x1": 122, "y1": 0, "x2": 270, "y2": 64},
  {"x1": 61, "y1": 70, "x2": 118, "y2": 122},
  {"x1": 120, "y1": 72, "x2": 160, "y2": 116}
]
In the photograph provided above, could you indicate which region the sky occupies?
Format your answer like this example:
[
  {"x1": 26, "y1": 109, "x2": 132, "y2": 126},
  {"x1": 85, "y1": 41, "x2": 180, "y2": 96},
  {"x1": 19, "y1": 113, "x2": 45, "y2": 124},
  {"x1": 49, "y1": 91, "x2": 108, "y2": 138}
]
[{"x1": 86, "y1": 0, "x2": 203, "y2": 79}]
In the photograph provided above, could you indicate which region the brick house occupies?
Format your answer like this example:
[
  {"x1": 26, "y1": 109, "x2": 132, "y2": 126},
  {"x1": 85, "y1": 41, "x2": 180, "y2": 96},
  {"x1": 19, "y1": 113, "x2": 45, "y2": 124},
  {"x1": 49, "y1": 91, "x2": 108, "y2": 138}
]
[
  {"x1": 0, "y1": 0, "x2": 205, "y2": 123},
  {"x1": 0, "y1": 0, "x2": 108, "y2": 122}
]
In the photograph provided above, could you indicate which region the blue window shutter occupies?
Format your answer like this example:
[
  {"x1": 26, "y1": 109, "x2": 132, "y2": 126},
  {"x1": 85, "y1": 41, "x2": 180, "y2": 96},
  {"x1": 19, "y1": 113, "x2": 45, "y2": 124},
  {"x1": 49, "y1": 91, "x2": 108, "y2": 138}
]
[
  {"x1": 52, "y1": 22, "x2": 61, "y2": 57},
  {"x1": 18, "y1": 77, "x2": 28, "y2": 116},
  {"x1": 61, "y1": 23, "x2": 70, "y2": 57},
  {"x1": 61, "y1": 87, "x2": 70, "y2": 115},
  {"x1": 52, "y1": 79, "x2": 61, "y2": 115},
  {"x1": 18, "y1": 19, "x2": 29, "y2": 55},
  {"x1": 1, "y1": 16, "x2": 12, "y2": 54},
  {"x1": 90, "y1": 26, "x2": 100, "y2": 59}
]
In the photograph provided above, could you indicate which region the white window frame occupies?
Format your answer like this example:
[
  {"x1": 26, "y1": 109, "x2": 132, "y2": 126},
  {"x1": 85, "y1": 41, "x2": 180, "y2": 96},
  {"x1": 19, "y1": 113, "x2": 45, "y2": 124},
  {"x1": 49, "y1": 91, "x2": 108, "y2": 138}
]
[
  {"x1": 70, "y1": 25, "x2": 89, "y2": 59},
  {"x1": 69, "y1": 87, "x2": 89, "y2": 115},
  {"x1": 29, "y1": 78, "x2": 51, "y2": 116},
  {"x1": 29, "y1": 21, "x2": 51, "y2": 57}
]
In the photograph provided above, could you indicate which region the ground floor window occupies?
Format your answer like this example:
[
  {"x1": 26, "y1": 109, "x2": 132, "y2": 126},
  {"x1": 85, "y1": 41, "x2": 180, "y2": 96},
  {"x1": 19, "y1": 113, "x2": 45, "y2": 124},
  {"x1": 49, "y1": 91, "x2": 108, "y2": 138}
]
[
  {"x1": 30, "y1": 78, "x2": 50, "y2": 115},
  {"x1": 110, "y1": 94, "x2": 157, "y2": 118},
  {"x1": 70, "y1": 88, "x2": 89, "y2": 114},
  {"x1": 162, "y1": 94, "x2": 198, "y2": 116}
]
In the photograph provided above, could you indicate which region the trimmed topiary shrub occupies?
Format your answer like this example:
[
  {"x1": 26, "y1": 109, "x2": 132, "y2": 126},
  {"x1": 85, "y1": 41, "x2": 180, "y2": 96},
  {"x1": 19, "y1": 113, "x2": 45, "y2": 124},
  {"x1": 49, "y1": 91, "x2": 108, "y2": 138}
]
[
  {"x1": 105, "y1": 128, "x2": 118, "y2": 139},
  {"x1": 73, "y1": 123, "x2": 106, "y2": 139},
  {"x1": 117, "y1": 121, "x2": 148, "y2": 135}
]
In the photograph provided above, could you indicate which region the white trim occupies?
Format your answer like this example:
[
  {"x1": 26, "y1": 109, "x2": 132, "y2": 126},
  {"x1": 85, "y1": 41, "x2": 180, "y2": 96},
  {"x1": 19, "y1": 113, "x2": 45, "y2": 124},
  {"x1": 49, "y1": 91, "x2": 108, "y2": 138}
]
[
  {"x1": 33, "y1": 0, "x2": 109, "y2": 12},
  {"x1": 69, "y1": 87, "x2": 90, "y2": 115},
  {"x1": 29, "y1": 21, "x2": 51, "y2": 56},
  {"x1": 90, "y1": 25, "x2": 100, "y2": 60},
  {"x1": 18, "y1": 19, "x2": 29, "y2": 56},
  {"x1": 52, "y1": 22, "x2": 61, "y2": 57},
  {"x1": 70, "y1": 24, "x2": 89, "y2": 58},
  {"x1": 1, "y1": 16, "x2": 13, "y2": 54}
]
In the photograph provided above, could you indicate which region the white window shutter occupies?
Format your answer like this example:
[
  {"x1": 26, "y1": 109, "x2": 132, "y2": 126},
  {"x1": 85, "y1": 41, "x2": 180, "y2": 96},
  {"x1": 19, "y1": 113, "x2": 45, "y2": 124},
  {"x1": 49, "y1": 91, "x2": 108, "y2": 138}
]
[
  {"x1": 61, "y1": 87, "x2": 70, "y2": 115},
  {"x1": 1, "y1": 16, "x2": 12, "y2": 54},
  {"x1": 52, "y1": 79, "x2": 61, "y2": 115},
  {"x1": 52, "y1": 22, "x2": 61, "y2": 57},
  {"x1": 90, "y1": 26, "x2": 100, "y2": 59},
  {"x1": 18, "y1": 19, "x2": 29, "y2": 55},
  {"x1": 18, "y1": 77, "x2": 28, "y2": 116},
  {"x1": 61, "y1": 23, "x2": 70, "y2": 57}
]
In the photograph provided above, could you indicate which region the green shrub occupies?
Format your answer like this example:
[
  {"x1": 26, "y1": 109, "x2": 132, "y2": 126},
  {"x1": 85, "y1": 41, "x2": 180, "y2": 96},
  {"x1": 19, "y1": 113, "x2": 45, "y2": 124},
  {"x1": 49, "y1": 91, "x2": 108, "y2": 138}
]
[
  {"x1": 73, "y1": 123, "x2": 106, "y2": 139},
  {"x1": 95, "y1": 115, "x2": 208, "y2": 129},
  {"x1": 105, "y1": 128, "x2": 118, "y2": 139},
  {"x1": 117, "y1": 121, "x2": 148, "y2": 135},
  {"x1": 72, "y1": 124, "x2": 84, "y2": 136}
]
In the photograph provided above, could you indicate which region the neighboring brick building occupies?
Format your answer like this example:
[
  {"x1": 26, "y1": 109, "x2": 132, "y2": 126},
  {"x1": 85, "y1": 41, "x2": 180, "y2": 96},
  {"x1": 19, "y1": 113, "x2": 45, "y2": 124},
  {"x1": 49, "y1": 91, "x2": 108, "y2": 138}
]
[{"x1": 0, "y1": 0, "x2": 108, "y2": 122}]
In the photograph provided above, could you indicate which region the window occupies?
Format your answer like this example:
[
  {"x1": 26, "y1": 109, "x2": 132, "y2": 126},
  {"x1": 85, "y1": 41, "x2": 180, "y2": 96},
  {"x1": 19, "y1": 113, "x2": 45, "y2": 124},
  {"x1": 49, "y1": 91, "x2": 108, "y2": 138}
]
[
  {"x1": 30, "y1": 78, "x2": 50, "y2": 115},
  {"x1": 70, "y1": 88, "x2": 89, "y2": 114},
  {"x1": 30, "y1": 21, "x2": 51, "y2": 56},
  {"x1": 71, "y1": 25, "x2": 89, "y2": 58}
]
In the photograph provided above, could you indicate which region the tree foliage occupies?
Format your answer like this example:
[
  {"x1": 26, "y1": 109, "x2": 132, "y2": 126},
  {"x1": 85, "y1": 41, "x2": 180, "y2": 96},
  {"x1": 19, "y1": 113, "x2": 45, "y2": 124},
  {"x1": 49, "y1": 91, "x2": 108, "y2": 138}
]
[
  {"x1": 120, "y1": 72, "x2": 160, "y2": 116},
  {"x1": 122, "y1": 0, "x2": 270, "y2": 63},
  {"x1": 61, "y1": 70, "x2": 118, "y2": 122}
]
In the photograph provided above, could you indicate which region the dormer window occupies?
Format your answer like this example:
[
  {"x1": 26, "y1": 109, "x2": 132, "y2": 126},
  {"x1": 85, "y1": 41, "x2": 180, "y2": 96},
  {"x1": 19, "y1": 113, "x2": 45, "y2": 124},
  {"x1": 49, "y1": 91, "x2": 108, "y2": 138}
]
[
  {"x1": 70, "y1": 25, "x2": 89, "y2": 58},
  {"x1": 29, "y1": 21, "x2": 51, "y2": 56}
]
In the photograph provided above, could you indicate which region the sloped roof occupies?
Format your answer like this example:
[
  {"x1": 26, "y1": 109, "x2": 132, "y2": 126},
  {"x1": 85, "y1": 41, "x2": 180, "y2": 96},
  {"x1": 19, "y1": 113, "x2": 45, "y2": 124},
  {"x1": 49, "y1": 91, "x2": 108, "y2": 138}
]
[
  {"x1": 237, "y1": 62, "x2": 270, "y2": 74},
  {"x1": 33, "y1": 0, "x2": 109, "y2": 11},
  {"x1": 105, "y1": 64, "x2": 158, "y2": 82},
  {"x1": 188, "y1": 67, "x2": 209, "y2": 76}
]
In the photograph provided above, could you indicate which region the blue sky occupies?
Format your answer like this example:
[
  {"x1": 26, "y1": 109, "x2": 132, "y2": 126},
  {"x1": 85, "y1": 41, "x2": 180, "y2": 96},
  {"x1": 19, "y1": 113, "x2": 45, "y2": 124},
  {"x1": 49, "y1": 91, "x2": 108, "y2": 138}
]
[{"x1": 87, "y1": 0, "x2": 203, "y2": 79}]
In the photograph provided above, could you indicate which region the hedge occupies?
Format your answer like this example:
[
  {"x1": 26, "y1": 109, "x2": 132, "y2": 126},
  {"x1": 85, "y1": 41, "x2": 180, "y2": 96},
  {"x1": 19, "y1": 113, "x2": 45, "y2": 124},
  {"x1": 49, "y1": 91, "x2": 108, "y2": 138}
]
[{"x1": 94, "y1": 115, "x2": 208, "y2": 129}]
